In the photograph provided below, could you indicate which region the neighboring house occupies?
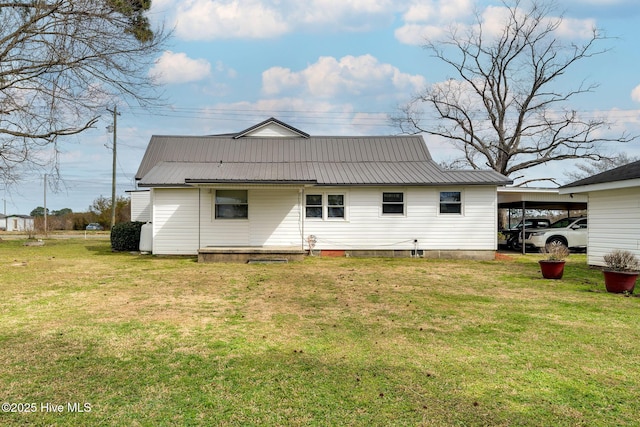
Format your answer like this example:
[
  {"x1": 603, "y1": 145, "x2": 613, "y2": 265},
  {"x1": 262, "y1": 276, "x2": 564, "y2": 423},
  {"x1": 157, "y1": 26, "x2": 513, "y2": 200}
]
[
  {"x1": 0, "y1": 214, "x2": 6, "y2": 231},
  {"x1": 4, "y1": 215, "x2": 35, "y2": 232},
  {"x1": 134, "y1": 118, "x2": 512, "y2": 259},
  {"x1": 560, "y1": 160, "x2": 640, "y2": 266}
]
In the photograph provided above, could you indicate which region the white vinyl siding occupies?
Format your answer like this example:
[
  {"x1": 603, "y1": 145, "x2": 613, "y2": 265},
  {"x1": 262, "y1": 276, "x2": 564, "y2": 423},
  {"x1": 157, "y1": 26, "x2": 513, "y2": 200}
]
[
  {"x1": 304, "y1": 186, "x2": 497, "y2": 251},
  {"x1": 152, "y1": 188, "x2": 200, "y2": 255},
  {"x1": 150, "y1": 185, "x2": 498, "y2": 254},
  {"x1": 129, "y1": 191, "x2": 151, "y2": 222},
  {"x1": 585, "y1": 187, "x2": 640, "y2": 267},
  {"x1": 200, "y1": 188, "x2": 302, "y2": 247}
]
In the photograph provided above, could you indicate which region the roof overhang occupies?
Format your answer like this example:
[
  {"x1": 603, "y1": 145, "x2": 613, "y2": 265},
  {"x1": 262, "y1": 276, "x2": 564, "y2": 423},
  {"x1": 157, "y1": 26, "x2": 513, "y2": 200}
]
[
  {"x1": 559, "y1": 177, "x2": 640, "y2": 194},
  {"x1": 185, "y1": 179, "x2": 317, "y2": 186}
]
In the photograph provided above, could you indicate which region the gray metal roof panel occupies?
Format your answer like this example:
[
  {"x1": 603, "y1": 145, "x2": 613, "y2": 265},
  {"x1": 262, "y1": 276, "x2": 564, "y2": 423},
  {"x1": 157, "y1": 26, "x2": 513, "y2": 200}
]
[
  {"x1": 136, "y1": 132, "x2": 511, "y2": 187},
  {"x1": 562, "y1": 160, "x2": 640, "y2": 188},
  {"x1": 138, "y1": 161, "x2": 511, "y2": 187},
  {"x1": 135, "y1": 135, "x2": 434, "y2": 180}
]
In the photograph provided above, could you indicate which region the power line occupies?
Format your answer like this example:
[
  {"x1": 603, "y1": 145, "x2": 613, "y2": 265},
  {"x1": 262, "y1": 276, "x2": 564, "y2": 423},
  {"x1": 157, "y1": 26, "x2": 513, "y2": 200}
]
[{"x1": 122, "y1": 104, "x2": 640, "y2": 127}]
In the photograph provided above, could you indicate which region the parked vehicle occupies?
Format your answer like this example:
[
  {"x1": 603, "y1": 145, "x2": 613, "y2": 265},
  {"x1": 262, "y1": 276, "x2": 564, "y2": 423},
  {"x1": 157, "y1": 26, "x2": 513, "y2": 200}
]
[
  {"x1": 521, "y1": 217, "x2": 587, "y2": 251},
  {"x1": 86, "y1": 223, "x2": 104, "y2": 231},
  {"x1": 500, "y1": 218, "x2": 551, "y2": 249}
]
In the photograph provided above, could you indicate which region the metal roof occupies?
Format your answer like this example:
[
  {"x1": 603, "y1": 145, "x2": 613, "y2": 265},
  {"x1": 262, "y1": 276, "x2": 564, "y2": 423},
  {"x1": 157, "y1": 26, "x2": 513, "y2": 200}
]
[
  {"x1": 136, "y1": 128, "x2": 511, "y2": 187},
  {"x1": 140, "y1": 161, "x2": 509, "y2": 187},
  {"x1": 562, "y1": 160, "x2": 640, "y2": 188}
]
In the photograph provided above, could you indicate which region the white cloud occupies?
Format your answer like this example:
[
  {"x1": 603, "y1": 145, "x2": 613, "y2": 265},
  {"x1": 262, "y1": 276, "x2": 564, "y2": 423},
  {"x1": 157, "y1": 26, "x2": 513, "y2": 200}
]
[
  {"x1": 174, "y1": 0, "x2": 289, "y2": 40},
  {"x1": 403, "y1": 2, "x2": 436, "y2": 22},
  {"x1": 438, "y1": 0, "x2": 474, "y2": 21},
  {"x1": 396, "y1": 1, "x2": 601, "y2": 46},
  {"x1": 394, "y1": 24, "x2": 445, "y2": 45},
  {"x1": 482, "y1": 4, "x2": 599, "y2": 40},
  {"x1": 395, "y1": 0, "x2": 474, "y2": 45},
  {"x1": 295, "y1": 0, "x2": 396, "y2": 30},
  {"x1": 261, "y1": 54, "x2": 426, "y2": 100},
  {"x1": 554, "y1": 17, "x2": 597, "y2": 39},
  {"x1": 149, "y1": 51, "x2": 212, "y2": 84},
  {"x1": 632, "y1": 84, "x2": 640, "y2": 102},
  {"x1": 168, "y1": 0, "x2": 400, "y2": 40}
]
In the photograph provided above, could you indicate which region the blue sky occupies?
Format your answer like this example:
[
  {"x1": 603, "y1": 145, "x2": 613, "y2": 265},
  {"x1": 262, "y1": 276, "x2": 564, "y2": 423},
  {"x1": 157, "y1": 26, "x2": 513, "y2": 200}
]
[{"x1": 3, "y1": 0, "x2": 640, "y2": 216}]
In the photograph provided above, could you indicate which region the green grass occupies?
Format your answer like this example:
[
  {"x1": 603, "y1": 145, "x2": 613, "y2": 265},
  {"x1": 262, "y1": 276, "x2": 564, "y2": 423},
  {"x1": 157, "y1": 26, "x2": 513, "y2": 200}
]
[{"x1": 1, "y1": 239, "x2": 639, "y2": 426}]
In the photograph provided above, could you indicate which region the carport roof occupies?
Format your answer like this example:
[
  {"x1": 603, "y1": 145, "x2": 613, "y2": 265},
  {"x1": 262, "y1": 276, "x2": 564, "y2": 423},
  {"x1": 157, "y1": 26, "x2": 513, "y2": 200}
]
[{"x1": 498, "y1": 187, "x2": 587, "y2": 210}]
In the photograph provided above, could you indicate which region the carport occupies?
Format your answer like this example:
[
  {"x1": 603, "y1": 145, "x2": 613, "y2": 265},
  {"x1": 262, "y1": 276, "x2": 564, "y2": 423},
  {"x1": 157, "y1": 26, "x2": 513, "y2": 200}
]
[{"x1": 498, "y1": 187, "x2": 588, "y2": 254}]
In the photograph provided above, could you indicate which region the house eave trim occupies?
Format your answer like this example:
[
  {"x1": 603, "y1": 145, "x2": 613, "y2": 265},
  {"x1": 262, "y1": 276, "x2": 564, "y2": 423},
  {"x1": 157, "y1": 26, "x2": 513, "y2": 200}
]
[{"x1": 559, "y1": 178, "x2": 640, "y2": 194}]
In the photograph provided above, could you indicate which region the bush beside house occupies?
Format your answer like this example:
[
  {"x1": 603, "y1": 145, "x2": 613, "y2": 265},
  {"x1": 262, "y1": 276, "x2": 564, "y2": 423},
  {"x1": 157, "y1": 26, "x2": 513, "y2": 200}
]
[{"x1": 111, "y1": 222, "x2": 144, "y2": 252}]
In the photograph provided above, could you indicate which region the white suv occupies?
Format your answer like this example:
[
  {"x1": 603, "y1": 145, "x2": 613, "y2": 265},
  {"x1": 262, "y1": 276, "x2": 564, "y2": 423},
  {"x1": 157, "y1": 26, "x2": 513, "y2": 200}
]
[{"x1": 521, "y1": 217, "x2": 588, "y2": 251}]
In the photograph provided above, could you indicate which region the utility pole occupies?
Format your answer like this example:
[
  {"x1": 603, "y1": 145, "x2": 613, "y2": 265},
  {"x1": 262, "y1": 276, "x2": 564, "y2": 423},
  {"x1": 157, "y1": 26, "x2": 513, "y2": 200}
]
[
  {"x1": 107, "y1": 106, "x2": 120, "y2": 230},
  {"x1": 43, "y1": 174, "x2": 47, "y2": 236}
]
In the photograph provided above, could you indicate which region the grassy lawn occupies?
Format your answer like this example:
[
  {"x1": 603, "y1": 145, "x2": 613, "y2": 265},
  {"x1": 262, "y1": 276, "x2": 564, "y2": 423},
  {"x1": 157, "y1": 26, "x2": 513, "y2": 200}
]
[{"x1": 1, "y1": 239, "x2": 639, "y2": 426}]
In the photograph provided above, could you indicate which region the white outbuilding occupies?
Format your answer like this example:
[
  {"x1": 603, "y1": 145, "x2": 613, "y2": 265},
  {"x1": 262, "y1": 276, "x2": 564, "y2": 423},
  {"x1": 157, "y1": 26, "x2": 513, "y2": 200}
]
[{"x1": 560, "y1": 160, "x2": 640, "y2": 266}]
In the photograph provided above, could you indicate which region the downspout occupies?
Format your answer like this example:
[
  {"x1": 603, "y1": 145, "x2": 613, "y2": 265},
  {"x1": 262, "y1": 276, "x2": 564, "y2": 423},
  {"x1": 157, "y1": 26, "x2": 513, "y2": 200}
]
[
  {"x1": 521, "y1": 201, "x2": 526, "y2": 255},
  {"x1": 299, "y1": 187, "x2": 305, "y2": 250},
  {"x1": 198, "y1": 188, "x2": 201, "y2": 251}
]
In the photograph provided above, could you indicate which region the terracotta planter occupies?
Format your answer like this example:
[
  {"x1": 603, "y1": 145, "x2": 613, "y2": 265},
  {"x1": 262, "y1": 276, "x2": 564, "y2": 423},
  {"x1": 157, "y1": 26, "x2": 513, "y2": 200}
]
[
  {"x1": 603, "y1": 270, "x2": 639, "y2": 293},
  {"x1": 539, "y1": 260, "x2": 565, "y2": 280}
]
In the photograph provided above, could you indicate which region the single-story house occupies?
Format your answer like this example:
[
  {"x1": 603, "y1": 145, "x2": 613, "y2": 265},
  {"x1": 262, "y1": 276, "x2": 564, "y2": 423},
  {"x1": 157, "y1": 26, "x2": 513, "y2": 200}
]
[
  {"x1": 3, "y1": 214, "x2": 35, "y2": 232},
  {"x1": 133, "y1": 118, "x2": 512, "y2": 260},
  {"x1": 560, "y1": 160, "x2": 640, "y2": 267},
  {"x1": 0, "y1": 214, "x2": 6, "y2": 231}
]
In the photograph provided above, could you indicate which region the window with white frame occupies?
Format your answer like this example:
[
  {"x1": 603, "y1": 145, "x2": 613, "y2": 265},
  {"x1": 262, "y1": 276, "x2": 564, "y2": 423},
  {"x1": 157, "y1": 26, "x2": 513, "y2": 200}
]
[
  {"x1": 215, "y1": 190, "x2": 248, "y2": 219},
  {"x1": 439, "y1": 191, "x2": 462, "y2": 214},
  {"x1": 305, "y1": 193, "x2": 345, "y2": 220},
  {"x1": 382, "y1": 192, "x2": 404, "y2": 215},
  {"x1": 327, "y1": 194, "x2": 345, "y2": 218},
  {"x1": 305, "y1": 194, "x2": 323, "y2": 218}
]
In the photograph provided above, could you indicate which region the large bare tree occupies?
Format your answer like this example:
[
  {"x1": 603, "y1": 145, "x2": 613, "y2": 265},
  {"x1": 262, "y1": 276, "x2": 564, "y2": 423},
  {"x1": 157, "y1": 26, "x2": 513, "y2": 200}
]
[
  {"x1": 395, "y1": 0, "x2": 634, "y2": 185},
  {"x1": 0, "y1": 0, "x2": 167, "y2": 183}
]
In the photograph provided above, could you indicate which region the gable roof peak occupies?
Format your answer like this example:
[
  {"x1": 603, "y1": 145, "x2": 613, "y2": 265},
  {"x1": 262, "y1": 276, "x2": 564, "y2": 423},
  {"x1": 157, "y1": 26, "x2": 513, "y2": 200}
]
[{"x1": 234, "y1": 117, "x2": 310, "y2": 139}]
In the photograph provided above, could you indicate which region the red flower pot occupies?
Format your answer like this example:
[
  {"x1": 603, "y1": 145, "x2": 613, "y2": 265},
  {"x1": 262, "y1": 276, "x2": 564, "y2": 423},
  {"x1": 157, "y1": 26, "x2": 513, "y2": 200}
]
[
  {"x1": 603, "y1": 270, "x2": 638, "y2": 293},
  {"x1": 539, "y1": 260, "x2": 565, "y2": 280}
]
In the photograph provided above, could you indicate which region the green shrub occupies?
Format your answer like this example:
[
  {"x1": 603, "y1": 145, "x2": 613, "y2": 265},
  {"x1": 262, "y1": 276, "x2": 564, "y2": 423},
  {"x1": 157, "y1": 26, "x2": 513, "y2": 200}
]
[{"x1": 110, "y1": 221, "x2": 144, "y2": 252}]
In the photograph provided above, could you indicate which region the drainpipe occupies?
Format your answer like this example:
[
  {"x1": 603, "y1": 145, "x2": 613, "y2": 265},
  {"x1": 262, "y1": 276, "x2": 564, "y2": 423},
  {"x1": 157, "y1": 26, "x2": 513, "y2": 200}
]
[
  {"x1": 299, "y1": 187, "x2": 304, "y2": 250},
  {"x1": 521, "y1": 201, "x2": 526, "y2": 255}
]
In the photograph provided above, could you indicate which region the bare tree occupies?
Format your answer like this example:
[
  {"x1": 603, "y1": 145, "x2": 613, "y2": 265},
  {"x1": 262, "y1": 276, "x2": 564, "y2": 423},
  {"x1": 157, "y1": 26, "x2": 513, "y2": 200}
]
[
  {"x1": 394, "y1": 0, "x2": 634, "y2": 185},
  {"x1": 0, "y1": 0, "x2": 167, "y2": 183}
]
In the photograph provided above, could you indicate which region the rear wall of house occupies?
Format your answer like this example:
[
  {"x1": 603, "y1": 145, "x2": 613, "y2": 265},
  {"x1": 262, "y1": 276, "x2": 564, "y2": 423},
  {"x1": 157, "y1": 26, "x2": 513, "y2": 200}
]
[
  {"x1": 149, "y1": 185, "x2": 499, "y2": 256},
  {"x1": 303, "y1": 186, "x2": 497, "y2": 252}
]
